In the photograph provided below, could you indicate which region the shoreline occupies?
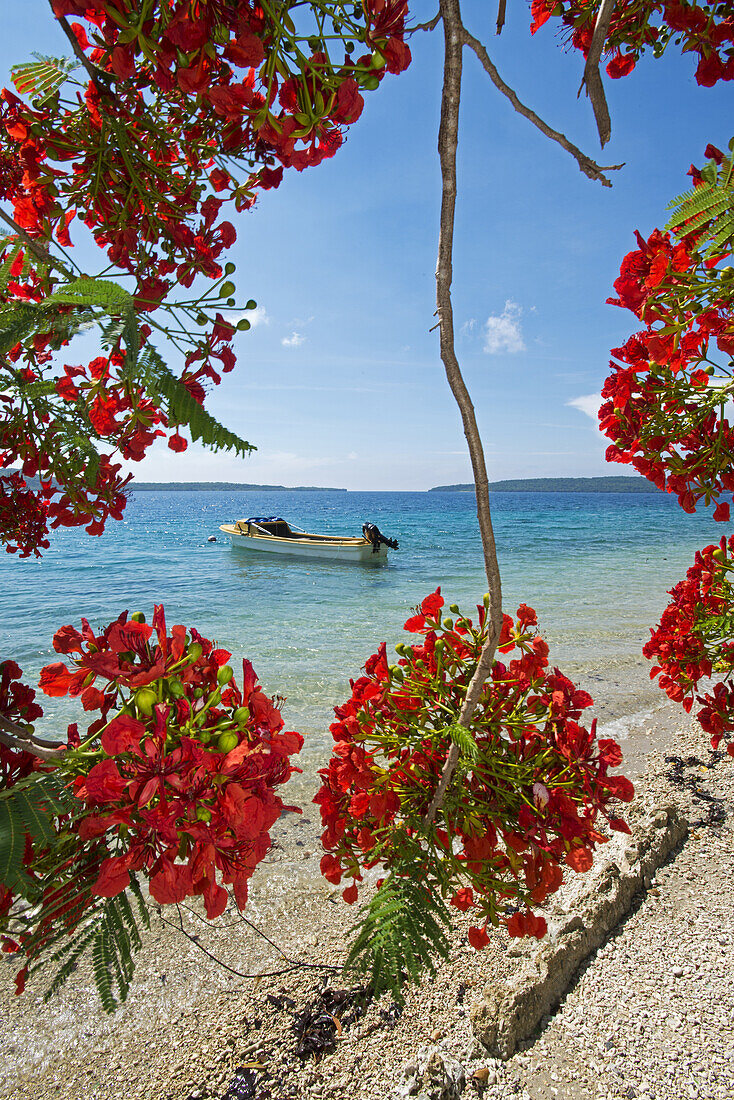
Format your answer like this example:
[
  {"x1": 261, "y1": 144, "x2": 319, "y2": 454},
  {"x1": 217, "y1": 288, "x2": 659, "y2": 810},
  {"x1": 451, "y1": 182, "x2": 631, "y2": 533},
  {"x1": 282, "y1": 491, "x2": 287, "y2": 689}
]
[{"x1": 3, "y1": 700, "x2": 733, "y2": 1100}]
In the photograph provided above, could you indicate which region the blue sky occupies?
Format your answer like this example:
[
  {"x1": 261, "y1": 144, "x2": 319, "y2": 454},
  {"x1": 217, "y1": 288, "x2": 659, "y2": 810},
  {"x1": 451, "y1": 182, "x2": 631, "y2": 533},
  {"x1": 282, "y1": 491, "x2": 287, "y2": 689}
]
[{"x1": 4, "y1": 3, "x2": 732, "y2": 489}]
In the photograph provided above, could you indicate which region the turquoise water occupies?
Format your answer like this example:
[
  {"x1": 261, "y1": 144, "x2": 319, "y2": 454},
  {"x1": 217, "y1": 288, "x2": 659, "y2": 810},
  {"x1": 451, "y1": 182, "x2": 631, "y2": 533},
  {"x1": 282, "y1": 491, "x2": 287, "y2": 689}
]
[{"x1": 0, "y1": 489, "x2": 725, "y2": 786}]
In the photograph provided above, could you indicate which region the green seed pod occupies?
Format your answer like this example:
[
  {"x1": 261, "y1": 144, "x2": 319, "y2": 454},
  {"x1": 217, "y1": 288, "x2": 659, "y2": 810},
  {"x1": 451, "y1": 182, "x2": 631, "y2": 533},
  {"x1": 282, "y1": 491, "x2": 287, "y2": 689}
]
[
  {"x1": 135, "y1": 688, "x2": 157, "y2": 717},
  {"x1": 217, "y1": 730, "x2": 239, "y2": 753},
  {"x1": 217, "y1": 664, "x2": 234, "y2": 686}
]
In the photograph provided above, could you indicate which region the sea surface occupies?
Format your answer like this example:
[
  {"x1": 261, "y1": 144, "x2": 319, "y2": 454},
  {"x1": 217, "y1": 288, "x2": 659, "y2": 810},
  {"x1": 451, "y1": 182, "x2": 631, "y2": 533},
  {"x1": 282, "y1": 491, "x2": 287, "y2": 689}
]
[{"x1": 0, "y1": 489, "x2": 725, "y2": 791}]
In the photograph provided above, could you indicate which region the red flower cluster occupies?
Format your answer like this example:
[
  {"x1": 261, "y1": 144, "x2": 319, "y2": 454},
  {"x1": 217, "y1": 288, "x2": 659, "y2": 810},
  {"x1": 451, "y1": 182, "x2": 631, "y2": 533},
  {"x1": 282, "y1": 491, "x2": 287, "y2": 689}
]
[
  {"x1": 1, "y1": 607, "x2": 303, "y2": 993},
  {"x1": 530, "y1": 0, "x2": 734, "y2": 86},
  {"x1": 644, "y1": 537, "x2": 734, "y2": 755},
  {"x1": 1, "y1": 2, "x2": 412, "y2": 558},
  {"x1": 40, "y1": 605, "x2": 304, "y2": 917},
  {"x1": 315, "y1": 590, "x2": 632, "y2": 945},
  {"x1": 599, "y1": 225, "x2": 734, "y2": 517}
]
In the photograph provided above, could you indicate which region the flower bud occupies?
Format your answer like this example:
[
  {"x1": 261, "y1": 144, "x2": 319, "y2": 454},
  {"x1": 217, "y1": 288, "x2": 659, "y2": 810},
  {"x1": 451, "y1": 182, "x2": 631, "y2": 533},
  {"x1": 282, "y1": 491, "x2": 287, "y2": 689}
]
[
  {"x1": 217, "y1": 664, "x2": 234, "y2": 685},
  {"x1": 187, "y1": 643, "x2": 203, "y2": 662},
  {"x1": 134, "y1": 688, "x2": 157, "y2": 717},
  {"x1": 443, "y1": 617, "x2": 454, "y2": 630},
  {"x1": 130, "y1": 611, "x2": 146, "y2": 624},
  {"x1": 233, "y1": 705, "x2": 250, "y2": 727}
]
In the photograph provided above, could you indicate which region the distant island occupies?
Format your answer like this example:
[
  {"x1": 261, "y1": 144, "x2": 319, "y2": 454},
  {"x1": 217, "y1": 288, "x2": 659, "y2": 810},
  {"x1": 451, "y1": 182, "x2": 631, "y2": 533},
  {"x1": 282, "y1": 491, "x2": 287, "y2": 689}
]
[
  {"x1": 129, "y1": 482, "x2": 348, "y2": 492},
  {"x1": 429, "y1": 476, "x2": 660, "y2": 494}
]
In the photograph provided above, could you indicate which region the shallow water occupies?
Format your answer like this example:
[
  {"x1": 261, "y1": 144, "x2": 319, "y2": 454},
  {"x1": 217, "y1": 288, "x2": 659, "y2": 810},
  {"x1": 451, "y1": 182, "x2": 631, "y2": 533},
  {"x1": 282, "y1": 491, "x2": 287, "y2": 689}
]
[{"x1": 0, "y1": 488, "x2": 724, "y2": 794}]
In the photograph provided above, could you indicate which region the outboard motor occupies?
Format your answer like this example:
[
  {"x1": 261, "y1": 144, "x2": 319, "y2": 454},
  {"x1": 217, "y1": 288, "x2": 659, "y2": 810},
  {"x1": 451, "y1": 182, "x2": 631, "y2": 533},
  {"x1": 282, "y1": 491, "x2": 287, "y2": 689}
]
[{"x1": 362, "y1": 522, "x2": 399, "y2": 553}]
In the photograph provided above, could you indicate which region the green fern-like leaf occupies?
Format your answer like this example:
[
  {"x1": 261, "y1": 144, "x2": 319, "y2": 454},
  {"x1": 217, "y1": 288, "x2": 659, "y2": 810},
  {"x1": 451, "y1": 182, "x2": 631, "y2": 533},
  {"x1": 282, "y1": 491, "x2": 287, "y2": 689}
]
[
  {"x1": 92, "y1": 927, "x2": 117, "y2": 1013},
  {"x1": 0, "y1": 797, "x2": 26, "y2": 892},
  {"x1": 0, "y1": 302, "x2": 40, "y2": 355},
  {"x1": 140, "y1": 346, "x2": 255, "y2": 456},
  {"x1": 128, "y1": 872, "x2": 151, "y2": 930},
  {"x1": 345, "y1": 875, "x2": 452, "y2": 1002},
  {"x1": 446, "y1": 722, "x2": 479, "y2": 761},
  {"x1": 11, "y1": 55, "x2": 78, "y2": 105},
  {"x1": 46, "y1": 278, "x2": 134, "y2": 315},
  {"x1": 13, "y1": 787, "x2": 58, "y2": 847},
  {"x1": 666, "y1": 156, "x2": 734, "y2": 257}
]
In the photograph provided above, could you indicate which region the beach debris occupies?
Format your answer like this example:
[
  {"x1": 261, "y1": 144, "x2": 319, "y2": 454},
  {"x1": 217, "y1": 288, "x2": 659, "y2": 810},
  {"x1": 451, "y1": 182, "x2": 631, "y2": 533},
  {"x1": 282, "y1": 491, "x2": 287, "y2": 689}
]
[
  {"x1": 221, "y1": 1068, "x2": 259, "y2": 1099},
  {"x1": 394, "y1": 1047, "x2": 465, "y2": 1100},
  {"x1": 208, "y1": 535, "x2": 217, "y2": 542},
  {"x1": 293, "y1": 984, "x2": 368, "y2": 1058},
  {"x1": 664, "y1": 753, "x2": 727, "y2": 827}
]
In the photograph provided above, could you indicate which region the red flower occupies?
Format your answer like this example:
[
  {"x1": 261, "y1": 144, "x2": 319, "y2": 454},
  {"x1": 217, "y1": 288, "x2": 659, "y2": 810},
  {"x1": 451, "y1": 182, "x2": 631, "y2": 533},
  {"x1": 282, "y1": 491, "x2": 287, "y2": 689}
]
[{"x1": 467, "y1": 924, "x2": 490, "y2": 950}]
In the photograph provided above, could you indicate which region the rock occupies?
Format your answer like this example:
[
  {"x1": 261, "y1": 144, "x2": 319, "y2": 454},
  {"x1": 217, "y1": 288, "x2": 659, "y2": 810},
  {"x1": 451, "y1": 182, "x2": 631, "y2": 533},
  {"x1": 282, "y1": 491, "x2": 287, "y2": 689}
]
[
  {"x1": 395, "y1": 1047, "x2": 465, "y2": 1100},
  {"x1": 471, "y1": 803, "x2": 688, "y2": 1059}
]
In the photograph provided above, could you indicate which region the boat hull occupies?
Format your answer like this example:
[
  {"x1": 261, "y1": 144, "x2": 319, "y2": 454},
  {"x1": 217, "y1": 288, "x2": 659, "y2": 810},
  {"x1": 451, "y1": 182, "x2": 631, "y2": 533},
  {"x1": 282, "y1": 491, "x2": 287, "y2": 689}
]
[{"x1": 219, "y1": 525, "x2": 388, "y2": 562}]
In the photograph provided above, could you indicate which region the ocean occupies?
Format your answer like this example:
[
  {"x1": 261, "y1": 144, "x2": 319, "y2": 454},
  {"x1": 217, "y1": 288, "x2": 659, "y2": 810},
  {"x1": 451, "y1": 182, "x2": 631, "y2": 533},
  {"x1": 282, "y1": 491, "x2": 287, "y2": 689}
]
[{"x1": 0, "y1": 489, "x2": 724, "y2": 792}]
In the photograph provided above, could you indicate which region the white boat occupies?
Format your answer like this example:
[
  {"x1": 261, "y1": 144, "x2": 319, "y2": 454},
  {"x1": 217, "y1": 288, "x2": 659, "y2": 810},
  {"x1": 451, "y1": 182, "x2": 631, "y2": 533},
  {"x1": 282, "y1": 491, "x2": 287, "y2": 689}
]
[{"x1": 218, "y1": 517, "x2": 398, "y2": 563}]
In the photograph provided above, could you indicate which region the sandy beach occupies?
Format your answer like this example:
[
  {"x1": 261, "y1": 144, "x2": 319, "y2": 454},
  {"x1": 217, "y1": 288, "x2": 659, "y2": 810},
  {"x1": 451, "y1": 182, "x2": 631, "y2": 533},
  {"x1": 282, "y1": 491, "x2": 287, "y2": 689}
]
[{"x1": 2, "y1": 699, "x2": 733, "y2": 1100}]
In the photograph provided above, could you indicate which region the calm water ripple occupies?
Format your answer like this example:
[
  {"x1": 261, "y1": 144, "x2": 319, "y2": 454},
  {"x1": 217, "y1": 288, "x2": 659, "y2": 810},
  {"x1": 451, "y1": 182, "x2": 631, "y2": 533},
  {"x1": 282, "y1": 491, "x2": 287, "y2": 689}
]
[{"x1": 0, "y1": 489, "x2": 724, "y2": 787}]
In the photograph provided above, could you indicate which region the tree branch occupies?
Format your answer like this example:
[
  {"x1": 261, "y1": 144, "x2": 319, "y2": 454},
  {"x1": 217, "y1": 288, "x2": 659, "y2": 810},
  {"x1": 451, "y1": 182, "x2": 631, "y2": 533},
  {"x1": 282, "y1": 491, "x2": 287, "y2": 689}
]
[
  {"x1": 423, "y1": 0, "x2": 505, "y2": 830},
  {"x1": 0, "y1": 715, "x2": 65, "y2": 762},
  {"x1": 49, "y1": 5, "x2": 115, "y2": 100},
  {"x1": 409, "y1": 12, "x2": 442, "y2": 33},
  {"x1": 496, "y1": 0, "x2": 507, "y2": 35},
  {"x1": 579, "y1": 0, "x2": 617, "y2": 148},
  {"x1": 0, "y1": 209, "x2": 53, "y2": 267},
  {"x1": 462, "y1": 28, "x2": 622, "y2": 187}
]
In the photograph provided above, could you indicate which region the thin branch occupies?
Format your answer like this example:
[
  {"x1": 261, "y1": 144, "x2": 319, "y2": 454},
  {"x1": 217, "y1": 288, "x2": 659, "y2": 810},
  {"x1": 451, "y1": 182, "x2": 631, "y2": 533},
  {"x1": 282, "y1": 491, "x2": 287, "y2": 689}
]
[
  {"x1": 462, "y1": 28, "x2": 622, "y2": 187},
  {"x1": 160, "y1": 906, "x2": 341, "y2": 979},
  {"x1": 579, "y1": 0, "x2": 617, "y2": 148},
  {"x1": 0, "y1": 209, "x2": 53, "y2": 267},
  {"x1": 408, "y1": 12, "x2": 442, "y2": 33},
  {"x1": 423, "y1": 0, "x2": 505, "y2": 830},
  {"x1": 496, "y1": 0, "x2": 507, "y2": 35},
  {"x1": 0, "y1": 715, "x2": 65, "y2": 762}
]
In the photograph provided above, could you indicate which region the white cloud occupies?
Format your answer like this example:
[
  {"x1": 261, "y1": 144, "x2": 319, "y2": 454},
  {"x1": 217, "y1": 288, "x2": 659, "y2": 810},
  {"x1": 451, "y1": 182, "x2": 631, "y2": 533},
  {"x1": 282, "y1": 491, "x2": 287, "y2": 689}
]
[
  {"x1": 567, "y1": 393, "x2": 602, "y2": 421},
  {"x1": 461, "y1": 318, "x2": 477, "y2": 336},
  {"x1": 282, "y1": 331, "x2": 306, "y2": 348},
  {"x1": 230, "y1": 305, "x2": 269, "y2": 329},
  {"x1": 483, "y1": 300, "x2": 525, "y2": 354}
]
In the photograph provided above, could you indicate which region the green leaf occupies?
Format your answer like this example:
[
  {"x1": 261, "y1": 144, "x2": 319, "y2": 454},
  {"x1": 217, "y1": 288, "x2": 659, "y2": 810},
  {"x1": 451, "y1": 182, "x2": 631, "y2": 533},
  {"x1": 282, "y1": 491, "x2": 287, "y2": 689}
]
[
  {"x1": 447, "y1": 722, "x2": 479, "y2": 761},
  {"x1": 14, "y1": 788, "x2": 57, "y2": 847},
  {"x1": 345, "y1": 875, "x2": 452, "y2": 1002},
  {"x1": 11, "y1": 55, "x2": 78, "y2": 105},
  {"x1": 139, "y1": 346, "x2": 255, "y2": 457},
  {"x1": 0, "y1": 798, "x2": 25, "y2": 890},
  {"x1": 46, "y1": 278, "x2": 134, "y2": 315}
]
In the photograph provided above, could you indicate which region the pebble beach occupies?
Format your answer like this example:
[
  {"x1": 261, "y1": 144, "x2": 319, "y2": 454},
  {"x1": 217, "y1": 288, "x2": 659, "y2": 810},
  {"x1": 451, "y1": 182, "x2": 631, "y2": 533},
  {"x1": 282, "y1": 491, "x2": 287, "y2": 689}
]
[{"x1": 3, "y1": 699, "x2": 733, "y2": 1100}]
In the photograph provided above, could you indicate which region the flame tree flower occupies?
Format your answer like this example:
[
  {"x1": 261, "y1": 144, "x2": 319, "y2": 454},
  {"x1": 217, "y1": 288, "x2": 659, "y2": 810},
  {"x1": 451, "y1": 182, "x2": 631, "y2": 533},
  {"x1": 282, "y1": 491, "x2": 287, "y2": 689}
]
[{"x1": 314, "y1": 590, "x2": 631, "y2": 998}]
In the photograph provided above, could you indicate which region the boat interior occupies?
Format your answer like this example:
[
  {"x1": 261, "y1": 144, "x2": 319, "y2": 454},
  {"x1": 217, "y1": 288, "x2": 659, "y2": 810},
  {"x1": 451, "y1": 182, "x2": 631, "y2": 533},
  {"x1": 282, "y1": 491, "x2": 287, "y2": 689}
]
[{"x1": 234, "y1": 518, "x2": 365, "y2": 544}]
